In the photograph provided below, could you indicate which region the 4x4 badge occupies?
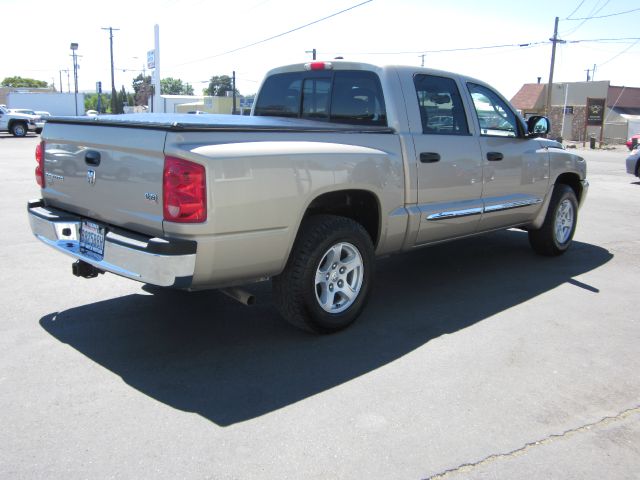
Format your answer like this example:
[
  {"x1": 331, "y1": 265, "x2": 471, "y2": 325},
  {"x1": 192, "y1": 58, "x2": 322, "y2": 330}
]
[{"x1": 87, "y1": 169, "x2": 96, "y2": 185}]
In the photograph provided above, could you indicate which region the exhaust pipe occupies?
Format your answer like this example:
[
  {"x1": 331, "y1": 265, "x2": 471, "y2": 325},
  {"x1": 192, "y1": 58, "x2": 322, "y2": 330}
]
[
  {"x1": 221, "y1": 287, "x2": 256, "y2": 306},
  {"x1": 72, "y1": 260, "x2": 104, "y2": 279}
]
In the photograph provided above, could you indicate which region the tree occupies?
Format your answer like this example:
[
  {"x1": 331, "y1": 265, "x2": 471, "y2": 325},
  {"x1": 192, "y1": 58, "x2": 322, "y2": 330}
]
[
  {"x1": 1, "y1": 76, "x2": 48, "y2": 88},
  {"x1": 132, "y1": 74, "x2": 152, "y2": 106},
  {"x1": 204, "y1": 75, "x2": 238, "y2": 97},
  {"x1": 85, "y1": 93, "x2": 112, "y2": 113},
  {"x1": 161, "y1": 77, "x2": 194, "y2": 95}
]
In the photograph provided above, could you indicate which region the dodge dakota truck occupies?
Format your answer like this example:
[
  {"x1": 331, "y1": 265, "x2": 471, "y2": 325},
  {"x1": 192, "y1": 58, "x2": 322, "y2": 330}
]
[{"x1": 28, "y1": 61, "x2": 588, "y2": 333}]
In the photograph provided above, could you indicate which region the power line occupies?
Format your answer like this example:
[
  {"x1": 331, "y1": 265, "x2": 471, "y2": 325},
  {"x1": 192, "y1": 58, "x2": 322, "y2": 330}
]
[
  {"x1": 322, "y1": 40, "x2": 549, "y2": 56},
  {"x1": 171, "y1": 0, "x2": 373, "y2": 68},
  {"x1": 565, "y1": 0, "x2": 586, "y2": 19},
  {"x1": 598, "y1": 38, "x2": 640, "y2": 67},
  {"x1": 560, "y1": 0, "x2": 610, "y2": 36},
  {"x1": 565, "y1": 6, "x2": 640, "y2": 20}
]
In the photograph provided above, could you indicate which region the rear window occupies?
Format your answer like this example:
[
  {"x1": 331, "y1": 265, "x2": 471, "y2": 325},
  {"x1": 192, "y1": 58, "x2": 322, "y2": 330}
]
[{"x1": 254, "y1": 70, "x2": 387, "y2": 126}]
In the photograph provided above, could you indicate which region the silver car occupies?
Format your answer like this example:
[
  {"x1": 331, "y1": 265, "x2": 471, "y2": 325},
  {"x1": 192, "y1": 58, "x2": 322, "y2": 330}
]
[{"x1": 626, "y1": 146, "x2": 640, "y2": 179}]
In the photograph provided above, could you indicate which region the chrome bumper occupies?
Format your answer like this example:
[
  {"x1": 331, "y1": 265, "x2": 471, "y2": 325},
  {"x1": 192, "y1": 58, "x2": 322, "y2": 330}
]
[{"x1": 28, "y1": 200, "x2": 196, "y2": 288}]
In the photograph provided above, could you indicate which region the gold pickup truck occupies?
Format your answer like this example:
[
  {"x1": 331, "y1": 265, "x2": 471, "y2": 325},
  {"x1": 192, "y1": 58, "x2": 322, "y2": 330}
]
[{"x1": 28, "y1": 61, "x2": 588, "y2": 333}]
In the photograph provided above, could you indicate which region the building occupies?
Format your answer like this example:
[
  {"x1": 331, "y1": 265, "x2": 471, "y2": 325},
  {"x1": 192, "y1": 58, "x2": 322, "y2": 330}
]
[
  {"x1": 511, "y1": 81, "x2": 640, "y2": 144},
  {"x1": 157, "y1": 94, "x2": 240, "y2": 114}
]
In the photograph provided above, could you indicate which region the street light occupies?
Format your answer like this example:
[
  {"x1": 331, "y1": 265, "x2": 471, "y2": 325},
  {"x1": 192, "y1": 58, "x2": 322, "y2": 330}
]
[{"x1": 70, "y1": 42, "x2": 79, "y2": 115}]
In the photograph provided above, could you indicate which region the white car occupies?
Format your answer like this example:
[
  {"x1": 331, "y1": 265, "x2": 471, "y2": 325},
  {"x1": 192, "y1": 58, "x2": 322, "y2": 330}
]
[
  {"x1": 9, "y1": 109, "x2": 45, "y2": 133},
  {"x1": 0, "y1": 105, "x2": 40, "y2": 136}
]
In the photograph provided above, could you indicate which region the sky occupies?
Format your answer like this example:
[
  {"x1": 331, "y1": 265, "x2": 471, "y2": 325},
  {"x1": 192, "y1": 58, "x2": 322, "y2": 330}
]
[{"x1": 2, "y1": 0, "x2": 639, "y2": 100}]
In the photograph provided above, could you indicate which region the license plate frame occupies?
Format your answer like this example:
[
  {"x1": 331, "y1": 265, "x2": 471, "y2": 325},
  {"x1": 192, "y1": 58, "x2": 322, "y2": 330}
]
[{"x1": 79, "y1": 220, "x2": 106, "y2": 259}]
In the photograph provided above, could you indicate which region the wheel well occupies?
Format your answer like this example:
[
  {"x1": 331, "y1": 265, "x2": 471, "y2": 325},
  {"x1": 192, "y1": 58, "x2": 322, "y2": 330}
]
[
  {"x1": 304, "y1": 190, "x2": 380, "y2": 246},
  {"x1": 555, "y1": 173, "x2": 583, "y2": 202}
]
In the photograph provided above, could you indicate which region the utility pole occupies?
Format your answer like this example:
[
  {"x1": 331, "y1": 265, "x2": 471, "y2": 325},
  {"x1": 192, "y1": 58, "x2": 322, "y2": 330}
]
[
  {"x1": 232, "y1": 71, "x2": 237, "y2": 115},
  {"x1": 545, "y1": 17, "x2": 566, "y2": 117},
  {"x1": 102, "y1": 27, "x2": 120, "y2": 114},
  {"x1": 420, "y1": 54, "x2": 425, "y2": 67},
  {"x1": 591, "y1": 64, "x2": 597, "y2": 81},
  {"x1": 70, "y1": 43, "x2": 79, "y2": 115},
  {"x1": 585, "y1": 68, "x2": 591, "y2": 81},
  {"x1": 305, "y1": 49, "x2": 317, "y2": 60}
]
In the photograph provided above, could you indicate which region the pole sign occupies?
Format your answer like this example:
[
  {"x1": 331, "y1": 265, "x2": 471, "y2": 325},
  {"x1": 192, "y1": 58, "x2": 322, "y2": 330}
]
[
  {"x1": 586, "y1": 97, "x2": 605, "y2": 126},
  {"x1": 147, "y1": 50, "x2": 155, "y2": 70}
]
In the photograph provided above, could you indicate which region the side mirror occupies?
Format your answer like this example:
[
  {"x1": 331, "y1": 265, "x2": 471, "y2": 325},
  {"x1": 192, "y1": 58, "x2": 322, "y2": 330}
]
[{"x1": 527, "y1": 115, "x2": 550, "y2": 137}]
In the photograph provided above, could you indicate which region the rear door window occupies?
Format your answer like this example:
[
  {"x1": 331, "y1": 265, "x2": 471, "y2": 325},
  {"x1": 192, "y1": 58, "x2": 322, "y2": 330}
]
[{"x1": 414, "y1": 74, "x2": 469, "y2": 135}]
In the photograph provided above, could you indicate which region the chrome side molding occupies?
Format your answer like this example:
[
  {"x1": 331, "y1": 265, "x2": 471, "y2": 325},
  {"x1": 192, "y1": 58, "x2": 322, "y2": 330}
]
[{"x1": 426, "y1": 197, "x2": 542, "y2": 221}]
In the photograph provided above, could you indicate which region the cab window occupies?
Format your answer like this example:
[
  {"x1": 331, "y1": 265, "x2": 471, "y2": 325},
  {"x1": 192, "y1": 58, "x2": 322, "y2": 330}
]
[
  {"x1": 254, "y1": 70, "x2": 387, "y2": 126},
  {"x1": 414, "y1": 74, "x2": 469, "y2": 135},
  {"x1": 468, "y1": 83, "x2": 519, "y2": 137}
]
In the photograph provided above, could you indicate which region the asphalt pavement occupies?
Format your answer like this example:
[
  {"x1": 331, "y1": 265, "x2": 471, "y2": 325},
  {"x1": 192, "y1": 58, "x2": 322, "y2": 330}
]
[{"x1": 1, "y1": 133, "x2": 638, "y2": 479}]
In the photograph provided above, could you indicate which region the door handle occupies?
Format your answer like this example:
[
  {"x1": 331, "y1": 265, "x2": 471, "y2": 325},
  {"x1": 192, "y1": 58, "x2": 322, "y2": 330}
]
[
  {"x1": 420, "y1": 152, "x2": 441, "y2": 163},
  {"x1": 487, "y1": 152, "x2": 503, "y2": 161},
  {"x1": 85, "y1": 151, "x2": 101, "y2": 166}
]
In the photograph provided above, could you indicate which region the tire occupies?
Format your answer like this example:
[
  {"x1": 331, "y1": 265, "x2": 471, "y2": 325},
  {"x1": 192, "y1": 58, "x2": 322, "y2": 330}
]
[
  {"x1": 273, "y1": 214, "x2": 374, "y2": 334},
  {"x1": 10, "y1": 122, "x2": 27, "y2": 137},
  {"x1": 528, "y1": 184, "x2": 578, "y2": 256},
  {"x1": 35, "y1": 128, "x2": 43, "y2": 134}
]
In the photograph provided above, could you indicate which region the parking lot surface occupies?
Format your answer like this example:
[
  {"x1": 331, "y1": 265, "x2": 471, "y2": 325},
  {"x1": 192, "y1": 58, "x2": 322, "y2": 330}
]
[{"x1": 1, "y1": 134, "x2": 638, "y2": 479}]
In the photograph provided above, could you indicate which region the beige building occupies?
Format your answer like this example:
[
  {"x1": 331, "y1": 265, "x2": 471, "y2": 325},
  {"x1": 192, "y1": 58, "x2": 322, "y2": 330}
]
[{"x1": 159, "y1": 95, "x2": 240, "y2": 114}]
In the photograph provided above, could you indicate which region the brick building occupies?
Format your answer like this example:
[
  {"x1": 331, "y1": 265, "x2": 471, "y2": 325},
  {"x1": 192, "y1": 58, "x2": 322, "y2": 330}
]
[{"x1": 511, "y1": 81, "x2": 640, "y2": 144}]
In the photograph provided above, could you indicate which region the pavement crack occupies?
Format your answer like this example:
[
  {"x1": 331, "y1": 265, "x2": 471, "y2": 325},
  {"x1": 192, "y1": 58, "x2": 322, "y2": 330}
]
[{"x1": 425, "y1": 405, "x2": 640, "y2": 479}]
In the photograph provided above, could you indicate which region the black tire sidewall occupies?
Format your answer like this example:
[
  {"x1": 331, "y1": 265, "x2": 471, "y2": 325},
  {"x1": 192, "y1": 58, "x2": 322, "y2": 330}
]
[
  {"x1": 550, "y1": 187, "x2": 578, "y2": 252},
  {"x1": 291, "y1": 216, "x2": 374, "y2": 333},
  {"x1": 11, "y1": 123, "x2": 27, "y2": 137}
]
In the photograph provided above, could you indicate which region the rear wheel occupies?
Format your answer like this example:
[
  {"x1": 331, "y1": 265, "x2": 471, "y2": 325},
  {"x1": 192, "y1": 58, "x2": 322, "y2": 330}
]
[
  {"x1": 10, "y1": 122, "x2": 27, "y2": 137},
  {"x1": 273, "y1": 215, "x2": 374, "y2": 333},
  {"x1": 528, "y1": 184, "x2": 578, "y2": 256}
]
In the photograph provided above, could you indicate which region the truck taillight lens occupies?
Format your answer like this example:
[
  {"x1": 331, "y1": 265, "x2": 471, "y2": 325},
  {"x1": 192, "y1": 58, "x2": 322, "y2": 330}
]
[
  {"x1": 35, "y1": 141, "x2": 45, "y2": 187},
  {"x1": 163, "y1": 156, "x2": 207, "y2": 223}
]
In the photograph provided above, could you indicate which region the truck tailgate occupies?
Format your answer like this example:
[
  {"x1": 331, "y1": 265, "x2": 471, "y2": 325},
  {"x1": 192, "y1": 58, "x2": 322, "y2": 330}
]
[{"x1": 42, "y1": 122, "x2": 166, "y2": 236}]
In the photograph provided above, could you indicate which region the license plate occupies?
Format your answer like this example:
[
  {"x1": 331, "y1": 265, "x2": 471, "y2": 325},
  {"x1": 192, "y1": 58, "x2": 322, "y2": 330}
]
[{"x1": 80, "y1": 221, "x2": 106, "y2": 258}]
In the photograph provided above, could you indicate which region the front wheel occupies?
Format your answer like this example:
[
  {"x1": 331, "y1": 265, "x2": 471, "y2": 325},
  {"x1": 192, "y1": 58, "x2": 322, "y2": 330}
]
[
  {"x1": 528, "y1": 184, "x2": 578, "y2": 256},
  {"x1": 10, "y1": 122, "x2": 27, "y2": 137},
  {"x1": 273, "y1": 215, "x2": 374, "y2": 333}
]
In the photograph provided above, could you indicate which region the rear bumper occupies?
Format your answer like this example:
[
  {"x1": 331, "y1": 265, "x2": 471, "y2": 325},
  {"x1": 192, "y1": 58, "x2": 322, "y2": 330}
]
[{"x1": 28, "y1": 199, "x2": 196, "y2": 288}]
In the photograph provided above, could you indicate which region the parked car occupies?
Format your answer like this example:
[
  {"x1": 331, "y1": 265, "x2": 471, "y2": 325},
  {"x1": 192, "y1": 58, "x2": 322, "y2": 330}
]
[
  {"x1": 626, "y1": 133, "x2": 640, "y2": 150},
  {"x1": 35, "y1": 111, "x2": 51, "y2": 118},
  {"x1": 626, "y1": 144, "x2": 640, "y2": 179}
]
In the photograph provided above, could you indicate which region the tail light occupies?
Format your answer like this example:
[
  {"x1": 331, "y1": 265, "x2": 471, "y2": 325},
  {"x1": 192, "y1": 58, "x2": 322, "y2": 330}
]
[
  {"x1": 163, "y1": 156, "x2": 207, "y2": 223},
  {"x1": 35, "y1": 141, "x2": 45, "y2": 187}
]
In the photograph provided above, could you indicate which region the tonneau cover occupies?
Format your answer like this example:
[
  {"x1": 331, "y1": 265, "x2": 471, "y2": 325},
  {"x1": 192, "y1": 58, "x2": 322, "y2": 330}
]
[{"x1": 47, "y1": 113, "x2": 395, "y2": 133}]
